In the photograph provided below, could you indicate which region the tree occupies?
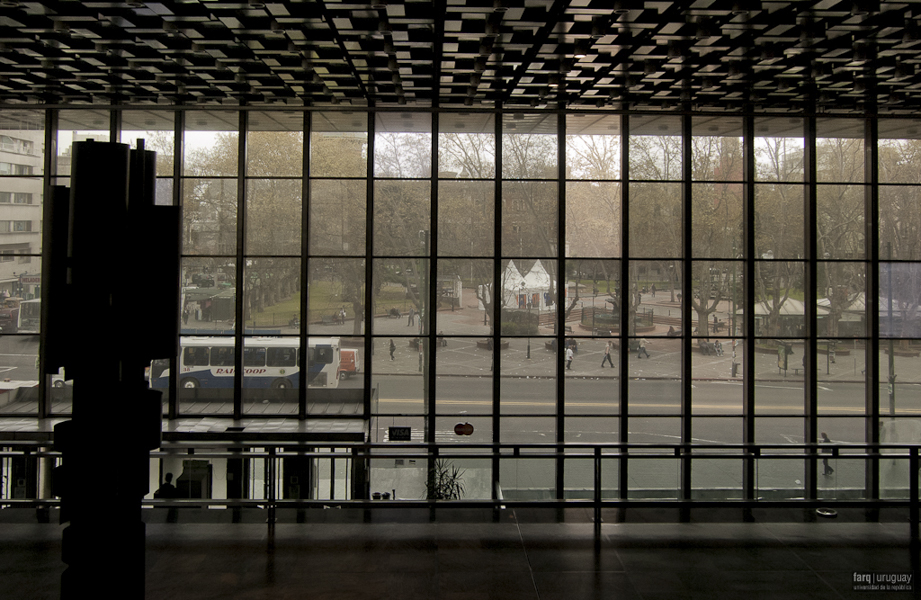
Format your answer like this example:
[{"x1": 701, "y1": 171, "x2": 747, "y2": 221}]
[
  {"x1": 753, "y1": 136, "x2": 805, "y2": 337},
  {"x1": 816, "y1": 136, "x2": 866, "y2": 337},
  {"x1": 309, "y1": 133, "x2": 368, "y2": 334},
  {"x1": 689, "y1": 134, "x2": 744, "y2": 336}
]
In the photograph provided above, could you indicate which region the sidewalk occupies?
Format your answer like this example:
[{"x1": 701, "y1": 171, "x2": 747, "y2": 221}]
[{"x1": 304, "y1": 299, "x2": 916, "y2": 384}]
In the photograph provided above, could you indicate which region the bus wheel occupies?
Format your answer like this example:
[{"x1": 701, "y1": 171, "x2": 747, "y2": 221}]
[
  {"x1": 53, "y1": 380, "x2": 65, "y2": 388},
  {"x1": 272, "y1": 379, "x2": 292, "y2": 389},
  {"x1": 181, "y1": 378, "x2": 200, "y2": 389}
]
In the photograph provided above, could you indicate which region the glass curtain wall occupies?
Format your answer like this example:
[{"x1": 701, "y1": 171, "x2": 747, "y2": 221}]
[
  {"x1": 7, "y1": 106, "x2": 919, "y2": 504},
  {"x1": 878, "y1": 119, "x2": 921, "y2": 499},
  {"x1": 564, "y1": 114, "x2": 622, "y2": 498},
  {"x1": 0, "y1": 109, "x2": 44, "y2": 413}
]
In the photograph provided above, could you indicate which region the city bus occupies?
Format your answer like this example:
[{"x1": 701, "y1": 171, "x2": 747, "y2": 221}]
[{"x1": 149, "y1": 336, "x2": 340, "y2": 391}]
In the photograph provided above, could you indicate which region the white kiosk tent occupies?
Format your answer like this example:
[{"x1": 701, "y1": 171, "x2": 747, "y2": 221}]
[{"x1": 500, "y1": 259, "x2": 555, "y2": 311}]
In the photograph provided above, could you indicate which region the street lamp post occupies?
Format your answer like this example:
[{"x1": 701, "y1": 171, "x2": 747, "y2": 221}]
[
  {"x1": 521, "y1": 284, "x2": 532, "y2": 359},
  {"x1": 591, "y1": 294, "x2": 596, "y2": 333}
]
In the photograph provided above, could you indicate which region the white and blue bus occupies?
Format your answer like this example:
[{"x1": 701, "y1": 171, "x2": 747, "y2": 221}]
[{"x1": 150, "y1": 336, "x2": 340, "y2": 390}]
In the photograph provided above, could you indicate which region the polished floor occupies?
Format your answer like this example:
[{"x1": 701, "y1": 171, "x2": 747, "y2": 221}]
[{"x1": 1, "y1": 507, "x2": 918, "y2": 600}]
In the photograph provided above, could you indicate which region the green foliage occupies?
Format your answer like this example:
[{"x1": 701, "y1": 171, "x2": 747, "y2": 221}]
[
  {"x1": 425, "y1": 459, "x2": 465, "y2": 501},
  {"x1": 501, "y1": 309, "x2": 539, "y2": 335},
  {"x1": 592, "y1": 312, "x2": 618, "y2": 328}
]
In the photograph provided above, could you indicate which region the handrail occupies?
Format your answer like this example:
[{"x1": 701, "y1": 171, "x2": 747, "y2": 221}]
[
  {"x1": 1, "y1": 440, "x2": 917, "y2": 535},
  {"x1": 1, "y1": 440, "x2": 920, "y2": 456}
]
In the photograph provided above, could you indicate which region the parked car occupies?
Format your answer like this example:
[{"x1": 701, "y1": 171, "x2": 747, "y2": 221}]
[{"x1": 0, "y1": 297, "x2": 22, "y2": 333}]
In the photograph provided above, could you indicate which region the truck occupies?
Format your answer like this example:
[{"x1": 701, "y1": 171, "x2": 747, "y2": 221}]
[{"x1": 337, "y1": 348, "x2": 361, "y2": 380}]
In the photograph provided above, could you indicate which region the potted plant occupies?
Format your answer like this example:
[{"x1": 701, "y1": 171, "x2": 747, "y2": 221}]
[{"x1": 425, "y1": 459, "x2": 466, "y2": 500}]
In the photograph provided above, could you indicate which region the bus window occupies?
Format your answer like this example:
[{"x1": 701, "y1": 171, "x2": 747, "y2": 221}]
[
  {"x1": 184, "y1": 346, "x2": 210, "y2": 367},
  {"x1": 266, "y1": 347, "x2": 296, "y2": 367},
  {"x1": 211, "y1": 346, "x2": 234, "y2": 367},
  {"x1": 244, "y1": 347, "x2": 266, "y2": 366},
  {"x1": 308, "y1": 347, "x2": 334, "y2": 364}
]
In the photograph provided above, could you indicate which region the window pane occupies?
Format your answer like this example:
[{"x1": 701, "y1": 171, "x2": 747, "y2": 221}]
[
  {"x1": 245, "y1": 179, "x2": 301, "y2": 255},
  {"x1": 817, "y1": 119, "x2": 864, "y2": 184},
  {"x1": 438, "y1": 180, "x2": 493, "y2": 256},
  {"x1": 629, "y1": 115, "x2": 681, "y2": 180},
  {"x1": 569, "y1": 258, "x2": 621, "y2": 335},
  {"x1": 755, "y1": 345, "x2": 805, "y2": 414},
  {"x1": 436, "y1": 340, "x2": 491, "y2": 412},
  {"x1": 243, "y1": 258, "x2": 301, "y2": 331},
  {"x1": 817, "y1": 184, "x2": 865, "y2": 260},
  {"x1": 565, "y1": 339, "x2": 619, "y2": 414},
  {"x1": 308, "y1": 258, "x2": 366, "y2": 336},
  {"x1": 498, "y1": 259, "x2": 558, "y2": 337},
  {"x1": 500, "y1": 337, "x2": 555, "y2": 415},
  {"x1": 0, "y1": 333, "x2": 39, "y2": 413},
  {"x1": 878, "y1": 119, "x2": 921, "y2": 184},
  {"x1": 57, "y1": 109, "x2": 110, "y2": 177},
  {"x1": 566, "y1": 114, "x2": 621, "y2": 180},
  {"x1": 691, "y1": 260, "x2": 738, "y2": 337},
  {"x1": 182, "y1": 178, "x2": 237, "y2": 255},
  {"x1": 181, "y1": 257, "x2": 236, "y2": 332},
  {"x1": 879, "y1": 349, "x2": 921, "y2": 418},
  {"x1": 436, "y1": 259, "x2": 491, "y2": 336},
  {"x1": 309, "y1": 179, "x2": 366, "y2": 256},
  {"x1": 566, "y1": 181, "x2": 621, "y2": 257},
  {"x1": 242, "y1": 335, "x2": 298, "y2": 415},
  {"x1": 372, "y1": 258, "x2": 429, "y2": 336},
  {"x1": 879, "y1": 185, "x2": 921, "y2": 261},
  {"x1": 310, "y1": 112, "x2": 368, "y2": 178},
  {"x1": 629, "y1": 183, "x2": 681, "y2": 258},
  {"x1": 628, "y1": 339, "x2": 681, "y2": 413},
  {"x1": 502, "y1": 181, "x2": 557, "y2": 257},
  {"x1": 247, "y1": 111, "x2": 303, "y2": 177},
  {"x1": 438, "y1": 113, "x2": 495, "y2": 178},
  {"x1": 120, "y1": 110, "x2": 175, "y2": 177},
  {"x1": 818, "y1": 262, "x2": 866, "y2": 338},
  {"x1": 692, "y1": 182, "x2": 742, "y2": 259},
  {"x1": 880, "y1": 262, "x2": 921, "y2": 338},
  {"x1": 692, "y1": 116, "x2": 742, "y2": 181},
  {"x1": 183, "y1": 112, "x2": 239, "y2": 177},
  {"x1": 374, "y1": 113, "x2": 431, "y2": 178},
  {"x1": 755, "y1": 118, "x2": 804, "y2": 182},
  {"x1": 754, "y1": 262, "x2": 805, "y2": 338},
  {"x1": 755, "y1": 184, "x2": 803, "y2": 260},
  {"x1": 373, "y1": 180, "x2": 431, "y2": 256},
  {"x1": 502, "y1": 113, "x2": 557, "y2": 179}
]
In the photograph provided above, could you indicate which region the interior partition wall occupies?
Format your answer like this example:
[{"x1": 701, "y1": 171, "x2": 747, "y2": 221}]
[{"x1": 2, "y1": 106, "x2": 919, "y2": 504}]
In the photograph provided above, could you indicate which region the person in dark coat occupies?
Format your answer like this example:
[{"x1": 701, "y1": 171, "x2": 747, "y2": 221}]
[{"x1": 820, "y1": 432, "x2": 834, "y2": 475}]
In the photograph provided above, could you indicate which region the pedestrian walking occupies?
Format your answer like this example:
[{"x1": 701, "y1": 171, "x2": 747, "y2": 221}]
[
  {"x1": 637, "y1": 338, "x2": 650, "y2": 358},
  {"x1": 407, "y1": 307, "x2": 414, "y2": 326},
  {"x1": 566, "y1": 346, "x2": 574, "y2": 370},
  {"x1": 601, "y1": 341, "x2": 614, "y2": 367},
  {"x1": 820, "y1": 432, "x2": 834, "y2": 475},
  {"x1": 651, "y1": 284, "x2": 656, "y2": 298},
  {"x1": 389, "y1": 339, "x2": 396, "y2": 361}
]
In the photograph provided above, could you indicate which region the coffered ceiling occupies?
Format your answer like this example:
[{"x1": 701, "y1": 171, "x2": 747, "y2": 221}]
[{"x1": 1, "y1": 0, "x2": 920, "y2": 112}]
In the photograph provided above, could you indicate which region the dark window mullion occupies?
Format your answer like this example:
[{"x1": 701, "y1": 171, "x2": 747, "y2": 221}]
[{"x1": 233, "y1": 111, "x2": 248, "y2": 418}]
